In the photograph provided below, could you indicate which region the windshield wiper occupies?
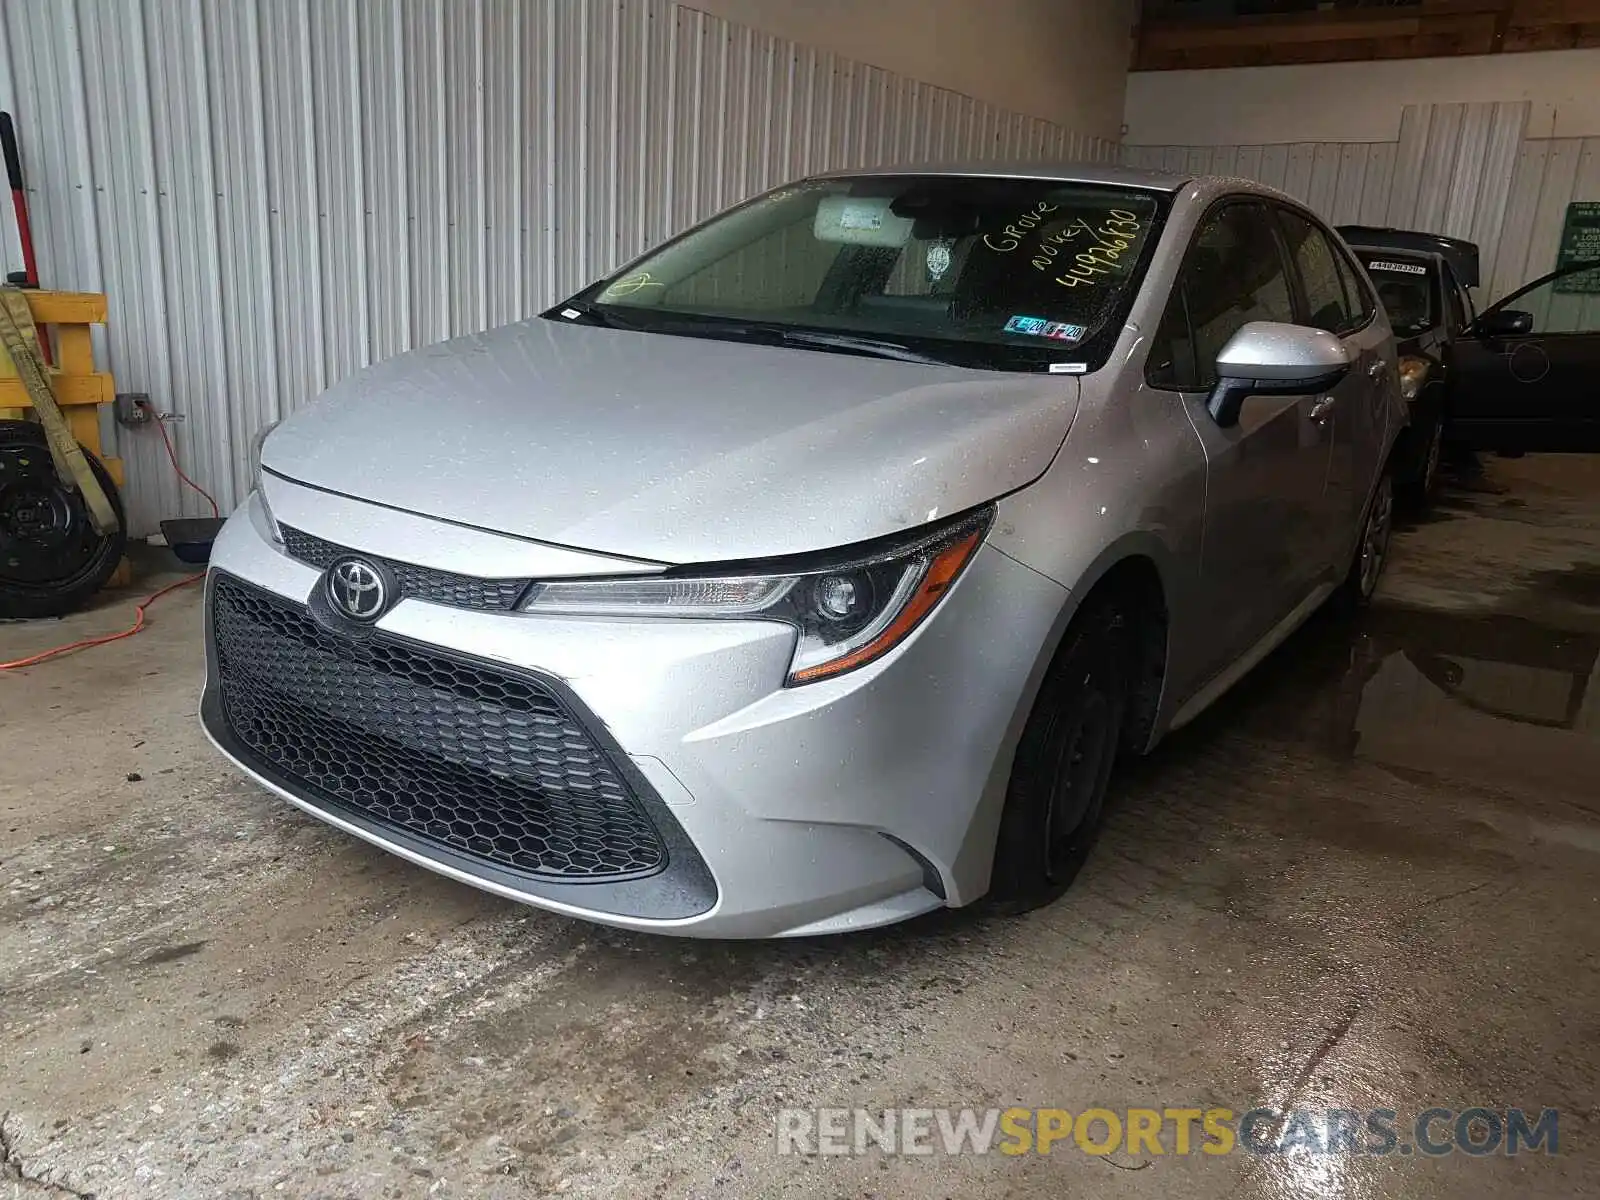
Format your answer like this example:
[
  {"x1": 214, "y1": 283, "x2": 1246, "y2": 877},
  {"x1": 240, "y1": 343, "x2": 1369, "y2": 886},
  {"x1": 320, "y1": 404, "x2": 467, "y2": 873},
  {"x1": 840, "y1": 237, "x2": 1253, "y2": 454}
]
[
  {"x1": 556, "y1": 308, "x2": 960, "y2": 365},
  {"x1": 555, "y1": 305, "x2": 759, "y2": 340},
  {"x1": 777, "y1": 330, "x2": 954, "y2": 367}
]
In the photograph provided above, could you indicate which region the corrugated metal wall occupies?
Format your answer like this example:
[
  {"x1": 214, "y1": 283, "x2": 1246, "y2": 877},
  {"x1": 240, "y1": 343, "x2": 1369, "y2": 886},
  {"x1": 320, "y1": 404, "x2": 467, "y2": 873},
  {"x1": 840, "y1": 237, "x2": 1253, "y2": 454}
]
[
  {"x1": 1125, "y1": 101, "x2": 1600, "y2": 301},
  {"x1": 0, "y1": 0, "x2": 1115, "y2": 535},
  {"x1": 1491, "y1": 133, "x2": 1600, "y2": 311}
]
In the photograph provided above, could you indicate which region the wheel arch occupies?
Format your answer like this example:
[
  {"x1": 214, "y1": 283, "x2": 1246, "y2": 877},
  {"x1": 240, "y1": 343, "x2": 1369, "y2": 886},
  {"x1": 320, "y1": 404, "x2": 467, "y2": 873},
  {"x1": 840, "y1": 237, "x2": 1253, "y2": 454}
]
[
  {"x1": 950, "y1": 534, "x2": 1177, "y2": 903},
  {"x1": 1060, "y1": 541, "x2": 1173, "y2": 755}
]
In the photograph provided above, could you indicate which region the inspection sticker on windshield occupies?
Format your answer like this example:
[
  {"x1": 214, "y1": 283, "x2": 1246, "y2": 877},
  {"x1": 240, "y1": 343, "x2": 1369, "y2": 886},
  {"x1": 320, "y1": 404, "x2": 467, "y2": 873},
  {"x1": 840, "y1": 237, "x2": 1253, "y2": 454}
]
[
  {"x1": 1005, "y1": 315, "x2": 1087, "y2": 342},
  {"x1": 1368, "y1": 260, "x2": 1427, "y2": 275},
  {"x1": 838, "y1": 205, "x2": 884, "y2": 231}
]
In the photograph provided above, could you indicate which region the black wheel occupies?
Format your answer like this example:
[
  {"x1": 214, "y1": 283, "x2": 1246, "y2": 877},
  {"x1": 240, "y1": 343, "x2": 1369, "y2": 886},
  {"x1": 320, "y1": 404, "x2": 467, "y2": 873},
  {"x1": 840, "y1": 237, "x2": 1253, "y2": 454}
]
[
  {"x1": 1336, "y1": 462, "x2": 1394, "y2": 609},
  {"x1": 987, "y1": 598, "x2": 1128, "y2": 913},
  {"x1": 0, "y1": 420, "x2": 126, "y2": 619}
]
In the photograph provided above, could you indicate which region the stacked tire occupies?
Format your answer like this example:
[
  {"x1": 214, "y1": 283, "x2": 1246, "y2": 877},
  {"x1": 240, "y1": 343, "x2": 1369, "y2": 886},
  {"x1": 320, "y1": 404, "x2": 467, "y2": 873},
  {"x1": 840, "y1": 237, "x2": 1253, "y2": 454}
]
[{"x1": 0, "y1": 419, "x2": 125, "y2": 619}]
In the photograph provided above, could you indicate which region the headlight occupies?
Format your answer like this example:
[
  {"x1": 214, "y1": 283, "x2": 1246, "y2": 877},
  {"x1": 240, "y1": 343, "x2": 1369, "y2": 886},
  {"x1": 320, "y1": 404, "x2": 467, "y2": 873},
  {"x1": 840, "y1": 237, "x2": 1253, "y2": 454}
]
[
  {"x1": 1398, "y1": 356, "x2": 1430, "y2": 402},
  {"x1": 521, "y1": 508, "x2": 993, "y2": 686},
  {"x1": 249, "y1": 420, "x2": 282, "y2": 541},
  {"x1": 249, "y1": 419, "x2": 281, "y2": 493}
]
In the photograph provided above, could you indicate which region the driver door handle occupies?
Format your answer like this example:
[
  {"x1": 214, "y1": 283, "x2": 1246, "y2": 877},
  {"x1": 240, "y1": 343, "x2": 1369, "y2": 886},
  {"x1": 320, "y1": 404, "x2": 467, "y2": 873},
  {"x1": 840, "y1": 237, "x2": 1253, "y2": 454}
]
[{"x1": 1309, "y1": 396, "x2": 1337, "y2": 424}]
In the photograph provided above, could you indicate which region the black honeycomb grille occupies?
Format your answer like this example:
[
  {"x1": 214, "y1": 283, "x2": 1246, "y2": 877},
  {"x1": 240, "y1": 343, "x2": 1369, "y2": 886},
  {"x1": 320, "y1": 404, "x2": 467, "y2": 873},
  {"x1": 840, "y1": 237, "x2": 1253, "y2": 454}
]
[
  {"x1": 210, "y1": 574, "x2": 666, "y2": 880},
  {"x1": 279, "y1": 525, "x2": 530, "y2": 611}
]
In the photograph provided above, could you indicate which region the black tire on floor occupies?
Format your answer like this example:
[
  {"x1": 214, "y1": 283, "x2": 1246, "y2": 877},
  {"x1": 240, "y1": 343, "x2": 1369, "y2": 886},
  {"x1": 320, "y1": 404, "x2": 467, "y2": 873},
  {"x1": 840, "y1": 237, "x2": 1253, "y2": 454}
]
[
  {"x1": 987, "y1": 597, "x2": 1129, "y2": 914},
  {"x1": 0, "y1": 419, "x2": 127, "y2": 620}
]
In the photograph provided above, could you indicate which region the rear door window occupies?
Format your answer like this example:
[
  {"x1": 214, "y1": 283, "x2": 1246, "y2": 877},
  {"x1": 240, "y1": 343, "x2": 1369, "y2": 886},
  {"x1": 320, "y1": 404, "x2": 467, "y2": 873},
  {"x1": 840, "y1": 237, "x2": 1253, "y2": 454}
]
[{"x1": 1277, "y1": 208, "x2": 1357, "y2": 334}]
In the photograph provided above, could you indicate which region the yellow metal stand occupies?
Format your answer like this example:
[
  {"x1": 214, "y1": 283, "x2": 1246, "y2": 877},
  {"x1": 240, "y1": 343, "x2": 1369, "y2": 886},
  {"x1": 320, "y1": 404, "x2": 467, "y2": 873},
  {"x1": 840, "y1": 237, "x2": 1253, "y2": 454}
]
[{"x1": 0, "y1": 290, "x2": 130, "y2": 584}]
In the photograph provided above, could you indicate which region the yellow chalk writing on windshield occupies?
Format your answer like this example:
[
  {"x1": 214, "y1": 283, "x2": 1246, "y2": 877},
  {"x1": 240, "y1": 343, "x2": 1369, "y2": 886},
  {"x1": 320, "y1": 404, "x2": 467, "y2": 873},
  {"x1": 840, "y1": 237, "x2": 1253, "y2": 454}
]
[
  {"x1": 1053, "y1": 210, "x2": 1143, "y2": 289},
  {"x1": 602, "y1": 272, "x2": 664, "y2": 298},
  {"x1": 982, "y1": 201, "x2": 1061, "y2": 253}
]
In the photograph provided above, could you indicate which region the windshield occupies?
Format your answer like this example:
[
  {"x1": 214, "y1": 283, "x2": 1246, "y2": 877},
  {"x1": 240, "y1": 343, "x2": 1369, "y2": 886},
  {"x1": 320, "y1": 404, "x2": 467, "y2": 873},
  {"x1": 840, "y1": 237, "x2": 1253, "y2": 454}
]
[
  {"x1": 1361, "y1": 255, "x2": 1435, "y2": 337},
  {"x1": 564, "y1": 175, "x2": 1171, "y2": 372}
]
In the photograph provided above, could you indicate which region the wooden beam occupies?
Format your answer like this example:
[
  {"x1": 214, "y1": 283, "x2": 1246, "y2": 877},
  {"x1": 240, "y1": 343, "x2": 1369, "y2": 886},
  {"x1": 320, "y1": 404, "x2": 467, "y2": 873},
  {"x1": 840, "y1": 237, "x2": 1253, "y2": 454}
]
[
  {"x1": 0, "y1": 373, "x2": 115, "y2": 408},
  {"x1": 18, "y1": 290, "x2": 107, "y2": 325},
  {"x1": 1504, "y1": 20, "x2": 1600, "y2": 47},
  {"x1": 1511, "y1": 0, "x2": 1600, "y2": 19},
  {"x1": 1142, "y1": 17, "x2": 1422, "y2": 51},
  {"x1": 1132, "y1": 0, "x2": 1599, "y2": 67}
]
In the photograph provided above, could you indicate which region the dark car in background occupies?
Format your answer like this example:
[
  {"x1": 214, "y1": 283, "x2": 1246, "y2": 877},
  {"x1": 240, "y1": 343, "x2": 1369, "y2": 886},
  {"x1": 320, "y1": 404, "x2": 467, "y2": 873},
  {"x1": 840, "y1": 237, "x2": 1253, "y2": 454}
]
[{"x1": 1340, "y1": 225, "x2": 1600, "y2": 502}]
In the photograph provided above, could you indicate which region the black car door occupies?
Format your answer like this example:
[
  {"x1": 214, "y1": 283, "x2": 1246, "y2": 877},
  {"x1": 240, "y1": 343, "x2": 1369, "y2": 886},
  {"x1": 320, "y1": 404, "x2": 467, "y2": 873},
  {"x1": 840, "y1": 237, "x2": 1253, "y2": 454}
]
[{"x1": 1447, "y1": 260, "x2": 1600, "y2": 453}]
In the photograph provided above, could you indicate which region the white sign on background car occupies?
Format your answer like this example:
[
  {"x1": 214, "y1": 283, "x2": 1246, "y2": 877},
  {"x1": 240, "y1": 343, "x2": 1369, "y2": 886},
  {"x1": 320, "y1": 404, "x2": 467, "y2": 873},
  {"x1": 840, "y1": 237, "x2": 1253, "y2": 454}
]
[{"x1": 1368, "y1": 260, "x2": 1427, "y2": 275}]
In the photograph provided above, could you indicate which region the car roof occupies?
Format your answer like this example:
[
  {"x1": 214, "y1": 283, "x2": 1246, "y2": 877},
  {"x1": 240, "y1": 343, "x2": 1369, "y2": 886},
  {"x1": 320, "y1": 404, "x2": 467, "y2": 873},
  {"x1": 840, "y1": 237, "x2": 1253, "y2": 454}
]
[
  {"x1": 809, "y1": 163, "x2": 1322, "y2": 214},
  {"x1": 814, "y1": 160, "x2": 1195, "y2": 192}
]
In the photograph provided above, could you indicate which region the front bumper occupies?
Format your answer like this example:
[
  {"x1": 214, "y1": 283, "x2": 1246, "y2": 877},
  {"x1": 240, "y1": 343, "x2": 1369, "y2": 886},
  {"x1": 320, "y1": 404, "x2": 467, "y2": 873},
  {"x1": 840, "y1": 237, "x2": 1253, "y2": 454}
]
[{"x1": 200, "y1": 483, "x2": 1068, "y2": 937}]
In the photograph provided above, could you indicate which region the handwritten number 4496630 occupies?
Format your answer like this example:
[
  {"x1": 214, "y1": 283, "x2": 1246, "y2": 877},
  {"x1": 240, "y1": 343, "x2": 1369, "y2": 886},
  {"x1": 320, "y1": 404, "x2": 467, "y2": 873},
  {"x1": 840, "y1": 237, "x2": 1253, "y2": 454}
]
[{"x1": 984, "y1": 207, "x2": 1143, "y2": 290}]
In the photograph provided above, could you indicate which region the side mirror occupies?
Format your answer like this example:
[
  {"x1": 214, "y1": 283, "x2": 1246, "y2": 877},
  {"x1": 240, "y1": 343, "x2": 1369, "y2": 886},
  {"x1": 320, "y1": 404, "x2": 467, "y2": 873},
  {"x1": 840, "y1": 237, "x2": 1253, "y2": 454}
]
[
  {"x1": 1207, "y1": 321, "x2": 1353, "y2": 428},
  {"x1": 1474, "y1": 309, "x2": 1534, "y2": 337}
]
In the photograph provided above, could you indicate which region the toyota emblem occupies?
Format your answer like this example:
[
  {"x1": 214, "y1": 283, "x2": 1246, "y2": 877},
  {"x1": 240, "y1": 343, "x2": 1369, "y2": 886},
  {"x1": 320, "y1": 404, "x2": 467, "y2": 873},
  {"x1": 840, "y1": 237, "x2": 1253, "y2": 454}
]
[{"x1": 325, "y1": 557, "x2": 390, "y2": 622}]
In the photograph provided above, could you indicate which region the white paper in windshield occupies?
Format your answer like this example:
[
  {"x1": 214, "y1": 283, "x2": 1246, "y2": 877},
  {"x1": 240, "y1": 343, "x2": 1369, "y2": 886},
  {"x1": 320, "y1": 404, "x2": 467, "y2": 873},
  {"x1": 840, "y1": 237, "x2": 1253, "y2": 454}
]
[
  {"x1": 1368, "y1": 260, "x2": 1427, "y2": 275},
  {"x1": 839, "y1": 205, "x2": 884, "y2": 231}
]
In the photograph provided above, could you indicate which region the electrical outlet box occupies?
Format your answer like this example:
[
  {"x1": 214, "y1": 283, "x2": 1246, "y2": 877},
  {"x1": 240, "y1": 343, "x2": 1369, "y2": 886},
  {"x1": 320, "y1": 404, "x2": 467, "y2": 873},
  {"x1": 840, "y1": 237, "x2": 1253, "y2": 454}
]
[{"x1": 114, "y1": 392, "x2": 152, "y2": 428}]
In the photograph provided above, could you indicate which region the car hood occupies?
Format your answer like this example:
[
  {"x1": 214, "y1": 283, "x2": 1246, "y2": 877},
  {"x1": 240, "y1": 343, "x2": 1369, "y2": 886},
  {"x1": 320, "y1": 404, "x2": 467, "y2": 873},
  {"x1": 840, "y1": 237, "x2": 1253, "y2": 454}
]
[{"x1": 262, "y1": 319, "x2": 1079, "y2": 564}]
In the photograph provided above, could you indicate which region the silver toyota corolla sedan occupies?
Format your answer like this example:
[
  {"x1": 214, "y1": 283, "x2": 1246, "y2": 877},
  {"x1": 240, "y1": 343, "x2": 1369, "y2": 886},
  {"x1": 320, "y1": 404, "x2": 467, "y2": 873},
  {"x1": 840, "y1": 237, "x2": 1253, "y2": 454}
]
[{"x1": 203, "y1": 163, "x2": 1404, "y2": 938}]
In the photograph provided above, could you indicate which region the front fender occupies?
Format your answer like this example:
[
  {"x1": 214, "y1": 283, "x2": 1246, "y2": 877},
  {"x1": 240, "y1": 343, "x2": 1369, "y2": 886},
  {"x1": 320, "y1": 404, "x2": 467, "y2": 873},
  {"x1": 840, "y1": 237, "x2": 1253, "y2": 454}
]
[{"x1": 950, "y1": 526, "x2": 1194, "y2": 900}]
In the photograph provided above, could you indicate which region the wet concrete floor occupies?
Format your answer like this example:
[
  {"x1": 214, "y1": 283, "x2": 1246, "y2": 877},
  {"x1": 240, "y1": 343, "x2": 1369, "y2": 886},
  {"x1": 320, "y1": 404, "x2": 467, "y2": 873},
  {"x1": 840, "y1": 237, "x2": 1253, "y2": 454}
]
[{"x1": 1, "y1": 455, "x2": 1596, "y2": 1198}]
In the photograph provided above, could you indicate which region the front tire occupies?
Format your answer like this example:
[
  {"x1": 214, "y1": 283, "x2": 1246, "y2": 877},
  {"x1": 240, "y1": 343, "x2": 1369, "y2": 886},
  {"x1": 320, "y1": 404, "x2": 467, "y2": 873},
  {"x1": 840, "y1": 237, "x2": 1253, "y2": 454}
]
[{"x1": 987, "y1": 599, "x2": 1128, "y2": 914}]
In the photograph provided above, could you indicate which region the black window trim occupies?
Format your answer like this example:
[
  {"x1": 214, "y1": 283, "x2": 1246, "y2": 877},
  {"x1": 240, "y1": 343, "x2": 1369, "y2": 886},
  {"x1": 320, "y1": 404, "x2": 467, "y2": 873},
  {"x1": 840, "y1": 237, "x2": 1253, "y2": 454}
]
[
  {"x1": 1439, "y1": 259, "x2": 1465, "y2": 336},
  {"x1": 1146, "y1": 270, "x2": 1199, "y2": 394},
  {"x1": 1439, "y1": 259, "x2": 1478, "y2": 332},
  {"x1": 1333, "y1": 237, "x2": 1380, "y2": 328}
]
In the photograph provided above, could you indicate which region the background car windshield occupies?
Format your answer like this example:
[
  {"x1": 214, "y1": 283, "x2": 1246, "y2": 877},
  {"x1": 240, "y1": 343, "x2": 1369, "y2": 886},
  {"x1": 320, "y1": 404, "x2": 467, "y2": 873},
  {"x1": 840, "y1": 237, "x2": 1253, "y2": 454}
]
[
  {"x1": 1365, "y1": 257, "x2": 1435, "y2": 336},
  {"x1": 584, "y1": 176, "x2": 1166, "y2": 370}
]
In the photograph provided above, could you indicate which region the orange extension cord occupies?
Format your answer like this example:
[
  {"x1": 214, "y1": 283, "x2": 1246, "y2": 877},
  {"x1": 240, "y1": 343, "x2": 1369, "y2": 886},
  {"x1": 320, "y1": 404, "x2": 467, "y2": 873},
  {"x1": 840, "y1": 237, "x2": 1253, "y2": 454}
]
[
  {"x1": 0, "y1": 572, "x2": 202, "y2": 669},
  {"x1": 0, "y1": 414, "x2": 218, "y2": 670}
]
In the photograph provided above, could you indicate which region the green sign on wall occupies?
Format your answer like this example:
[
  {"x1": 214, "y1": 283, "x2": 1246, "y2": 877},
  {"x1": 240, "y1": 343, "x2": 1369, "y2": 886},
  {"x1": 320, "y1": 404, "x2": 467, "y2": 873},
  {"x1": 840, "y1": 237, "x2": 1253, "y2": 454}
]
[{"x1": 1554, "y1": 201, "x2": 1600, "y2": 295}]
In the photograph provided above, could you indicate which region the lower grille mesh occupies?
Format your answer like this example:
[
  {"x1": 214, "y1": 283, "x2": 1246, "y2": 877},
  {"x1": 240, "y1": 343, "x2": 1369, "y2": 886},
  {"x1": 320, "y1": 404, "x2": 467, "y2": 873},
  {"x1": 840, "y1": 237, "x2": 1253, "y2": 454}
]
[{"x1": 210, "y1": 573, "x2": 666, "y2": 880}]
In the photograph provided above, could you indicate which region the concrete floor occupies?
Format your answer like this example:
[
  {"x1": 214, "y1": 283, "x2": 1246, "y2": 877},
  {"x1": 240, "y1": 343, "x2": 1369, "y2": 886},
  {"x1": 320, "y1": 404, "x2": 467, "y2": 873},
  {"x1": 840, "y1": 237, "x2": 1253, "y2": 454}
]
[{"x1": 2, "y1": 457, "x2": 1597, "y2": 1199}]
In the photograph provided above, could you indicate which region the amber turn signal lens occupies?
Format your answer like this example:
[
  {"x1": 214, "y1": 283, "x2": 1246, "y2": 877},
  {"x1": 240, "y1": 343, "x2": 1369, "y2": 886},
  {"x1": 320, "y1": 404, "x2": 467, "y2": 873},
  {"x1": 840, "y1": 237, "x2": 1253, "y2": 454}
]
[{"x1": 787, "y1": 528, "x2": 984, "y2": 684}]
